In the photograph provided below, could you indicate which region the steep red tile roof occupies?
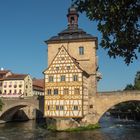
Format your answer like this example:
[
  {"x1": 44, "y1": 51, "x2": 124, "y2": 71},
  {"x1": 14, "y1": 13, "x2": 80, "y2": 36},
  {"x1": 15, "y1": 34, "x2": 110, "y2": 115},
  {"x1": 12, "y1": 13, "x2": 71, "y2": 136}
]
[
  {"x1": 33, "y1": 79, "x2": 44, "y2": 92},
  {"x1": 33, "y1": 79, "x2": 44, "y2": 88}
]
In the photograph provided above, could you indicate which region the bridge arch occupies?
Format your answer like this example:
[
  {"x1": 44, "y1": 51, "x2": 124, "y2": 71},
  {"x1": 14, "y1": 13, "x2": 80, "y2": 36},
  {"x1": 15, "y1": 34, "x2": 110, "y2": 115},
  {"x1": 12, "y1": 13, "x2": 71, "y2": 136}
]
[
  {"x1": 98, "y1": 100, "x2": 140, "y2": 122},
  {"x1": 94, "y1": 91, "x2": 140, "y2": 123},
  {"x1": 0, "y1": 98, "x2": 43, "y2": 122}
]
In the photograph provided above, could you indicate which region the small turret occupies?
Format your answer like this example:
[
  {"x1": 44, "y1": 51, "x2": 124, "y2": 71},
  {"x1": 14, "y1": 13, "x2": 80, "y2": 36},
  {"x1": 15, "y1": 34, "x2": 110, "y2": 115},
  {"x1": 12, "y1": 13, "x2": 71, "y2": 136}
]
[{"x1": 67, "y1": 6, "x2": 79, "y2": 29}]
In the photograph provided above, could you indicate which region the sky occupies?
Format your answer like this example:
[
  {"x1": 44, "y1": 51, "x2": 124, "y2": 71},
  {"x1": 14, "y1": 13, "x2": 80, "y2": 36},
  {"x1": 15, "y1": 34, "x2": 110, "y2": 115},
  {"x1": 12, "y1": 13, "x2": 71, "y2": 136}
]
[{"x1": 0, "y1": 0, "x2": 139, "y2": 92}]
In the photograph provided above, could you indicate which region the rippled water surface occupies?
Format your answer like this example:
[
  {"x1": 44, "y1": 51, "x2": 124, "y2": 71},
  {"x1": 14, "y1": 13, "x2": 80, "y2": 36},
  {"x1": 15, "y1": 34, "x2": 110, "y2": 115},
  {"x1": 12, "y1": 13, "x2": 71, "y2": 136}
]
[{"x1": 0, "y1": 116, "x2": 140, "y2": 140}]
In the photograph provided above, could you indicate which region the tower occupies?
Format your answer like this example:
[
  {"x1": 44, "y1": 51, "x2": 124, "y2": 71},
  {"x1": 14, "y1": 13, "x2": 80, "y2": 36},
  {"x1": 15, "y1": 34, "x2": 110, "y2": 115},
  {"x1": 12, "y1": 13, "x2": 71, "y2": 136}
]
[{"x1": 44, "y1": 6, "x2": 98, "y2": 118}]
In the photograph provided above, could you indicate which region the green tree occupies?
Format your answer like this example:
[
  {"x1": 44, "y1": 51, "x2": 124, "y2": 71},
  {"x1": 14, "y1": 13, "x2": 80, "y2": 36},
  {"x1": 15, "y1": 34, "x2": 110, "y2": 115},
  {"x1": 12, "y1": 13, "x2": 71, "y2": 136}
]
[
  {"x1": 72, "y1": 0, "x2": 140, "y2": 64},
  {"x1": 115, "y1": 101, "x2": 140, "y2": 115},
  {"x1": 124, "y1": 84, "x2": 134, "y2": 90},
  {"x1": 124, "y1": 71, "x2": 140, "y2": 90},
  {"x1": 134, "y1": 71, "x2": 140, "y2": 90}
]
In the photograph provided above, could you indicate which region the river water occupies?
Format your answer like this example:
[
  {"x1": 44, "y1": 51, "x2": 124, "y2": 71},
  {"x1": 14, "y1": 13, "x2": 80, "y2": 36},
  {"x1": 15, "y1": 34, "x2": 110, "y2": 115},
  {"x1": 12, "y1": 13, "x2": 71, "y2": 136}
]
[{"x1": 0, "y1": 116, "x2": 140, "y2": 140}]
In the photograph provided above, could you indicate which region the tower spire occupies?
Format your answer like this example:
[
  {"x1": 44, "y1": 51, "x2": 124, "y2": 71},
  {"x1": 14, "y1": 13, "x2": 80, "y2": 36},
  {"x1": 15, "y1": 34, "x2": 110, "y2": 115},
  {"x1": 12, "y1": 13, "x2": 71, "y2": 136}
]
[{"x1": 67, "y1": 5, "x2": 79, "y2": 29}]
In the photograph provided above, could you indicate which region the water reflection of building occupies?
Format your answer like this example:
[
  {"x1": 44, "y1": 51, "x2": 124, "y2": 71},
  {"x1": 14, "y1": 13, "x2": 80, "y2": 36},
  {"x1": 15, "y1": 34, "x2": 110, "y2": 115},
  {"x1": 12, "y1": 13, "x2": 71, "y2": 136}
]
[{"x1": 44, "y1": 7, "x2": 101, "y2": 118}]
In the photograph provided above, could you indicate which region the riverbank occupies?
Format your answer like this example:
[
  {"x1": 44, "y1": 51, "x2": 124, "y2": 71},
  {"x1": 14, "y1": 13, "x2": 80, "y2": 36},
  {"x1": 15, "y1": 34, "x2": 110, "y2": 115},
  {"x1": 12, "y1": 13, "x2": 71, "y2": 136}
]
[
  {"x1": 47, "y1": 123, "x2": 100, "y2": 132},
  {"x1": 0, "y1": 116, "x2": 140, "y2": 140}
]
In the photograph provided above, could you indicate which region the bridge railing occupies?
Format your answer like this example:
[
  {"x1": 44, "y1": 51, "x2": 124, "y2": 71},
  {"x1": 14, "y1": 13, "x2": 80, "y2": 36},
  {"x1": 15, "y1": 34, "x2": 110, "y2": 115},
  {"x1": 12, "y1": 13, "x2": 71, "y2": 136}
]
[{"x1": 97, "y1": 90, "x2": 140, "y2": 95}]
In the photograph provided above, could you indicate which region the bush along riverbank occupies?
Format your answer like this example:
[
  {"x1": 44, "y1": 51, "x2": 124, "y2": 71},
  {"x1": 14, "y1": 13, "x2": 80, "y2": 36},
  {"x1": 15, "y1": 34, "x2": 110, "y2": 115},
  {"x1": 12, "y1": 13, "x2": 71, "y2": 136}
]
[
  {"x1": 47, "y1": 123, "x2": 100, "y2": 132},
  {"x1": 42, "y1": 118, "x2": 100, "y2": 132},
  {"x1": 63, "y1": 124, "x2": 100, "y2": 132}
]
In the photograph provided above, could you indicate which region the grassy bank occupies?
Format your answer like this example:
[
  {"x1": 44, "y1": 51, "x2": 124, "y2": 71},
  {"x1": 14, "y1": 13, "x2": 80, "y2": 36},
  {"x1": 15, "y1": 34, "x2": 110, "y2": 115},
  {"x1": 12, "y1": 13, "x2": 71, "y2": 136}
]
[
  {"x1": 46, "y1": 123, "x2": 100, "y2": 132},
  {"x1": 64, "y1": 124, "x2": 100, "y2": 132}
]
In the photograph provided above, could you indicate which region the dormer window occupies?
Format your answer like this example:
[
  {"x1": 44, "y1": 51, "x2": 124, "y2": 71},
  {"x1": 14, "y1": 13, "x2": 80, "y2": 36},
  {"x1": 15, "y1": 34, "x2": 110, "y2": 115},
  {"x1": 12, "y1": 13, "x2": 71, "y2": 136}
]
[{"x1": 79, "y1": 46, "x2": 84, "y2": 55}]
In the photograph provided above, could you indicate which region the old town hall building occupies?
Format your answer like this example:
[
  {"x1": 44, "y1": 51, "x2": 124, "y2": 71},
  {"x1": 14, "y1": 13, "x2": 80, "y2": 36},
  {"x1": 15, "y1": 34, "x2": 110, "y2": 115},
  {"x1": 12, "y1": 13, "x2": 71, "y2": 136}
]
[{"x1": 44, "y1": 7, "x2": 100, "y2": 118}]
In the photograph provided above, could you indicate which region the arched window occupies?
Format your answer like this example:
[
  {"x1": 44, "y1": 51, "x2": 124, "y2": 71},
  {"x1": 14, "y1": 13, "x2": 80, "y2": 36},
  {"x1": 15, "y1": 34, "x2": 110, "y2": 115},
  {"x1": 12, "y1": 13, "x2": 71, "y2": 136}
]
[{"x1": 70, "y1": 16, "x2": 75, "y2": 24}]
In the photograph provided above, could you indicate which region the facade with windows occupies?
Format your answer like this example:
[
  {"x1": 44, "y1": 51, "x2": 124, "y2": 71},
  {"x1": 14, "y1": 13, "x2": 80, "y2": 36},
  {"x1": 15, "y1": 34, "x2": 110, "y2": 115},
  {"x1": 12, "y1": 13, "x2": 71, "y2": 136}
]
[
  {"x1": 1, "y1": 74, "x2": 33, "y2": 97},
  {"x1": 44, "y1": 7, "x2": 101, "y2": 118},
  {"x1": 44, "y1": 46, "x2": 89, "y2": 117},
  {"x1": 0, "y1": 69, "x2": 12, "y2": 94}
]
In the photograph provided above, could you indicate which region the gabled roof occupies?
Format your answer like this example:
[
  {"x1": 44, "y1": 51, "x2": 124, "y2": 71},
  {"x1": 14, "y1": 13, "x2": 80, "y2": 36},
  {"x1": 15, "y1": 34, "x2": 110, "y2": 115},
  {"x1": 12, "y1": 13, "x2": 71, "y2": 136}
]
[
  {"x1": 43, "y1": 45, "x2": 89, "y2": 76},
  {"x1": 4, "y1": 74, "x2": 28, "y2": 80}
]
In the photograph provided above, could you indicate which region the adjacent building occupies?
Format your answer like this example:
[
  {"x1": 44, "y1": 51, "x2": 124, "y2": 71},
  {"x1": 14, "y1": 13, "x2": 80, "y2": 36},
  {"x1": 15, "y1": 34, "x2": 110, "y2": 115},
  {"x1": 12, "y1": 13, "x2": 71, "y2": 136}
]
[
  {"x1": 33, "y1": 79, "x2": 44, "y2": 96},
  {"x1": 0, "y1": 69, "x2": 33, "y2": 98},
  {"x1": 0, "y1": 69, "x2": 12, "y2": 94},
  {"x1": 2, "y1": 74, "x2": 32, "y2": 97},
  {"x1": 0, "y1": 69, "x2": 12, "y2": 79},
  {"x1": 44, "y1": 7, "x2": 100, "y2": 118}
]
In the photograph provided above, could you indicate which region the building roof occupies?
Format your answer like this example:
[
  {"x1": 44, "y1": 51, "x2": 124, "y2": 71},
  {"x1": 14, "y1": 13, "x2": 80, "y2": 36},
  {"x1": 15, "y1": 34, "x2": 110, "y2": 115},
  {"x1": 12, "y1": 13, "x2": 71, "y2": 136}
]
[
  {"x1": 33, "y1": 79, "x2": 44, "y2": 92},
  {"x1": 45, "y1": 6, "x2": 97, "y2": 44},
  {"x1": 46, "y1": 28, "x2": 97, "y2": 43},
  {"x1": 0, "y1": 70, "x2": 11, "y2": 74},
  {"x1": 0, "y1": 70, "x2": 11, "y2": 81},
  {"x1": 4, "y1": 74, "x2": 28, "y2": 80}
]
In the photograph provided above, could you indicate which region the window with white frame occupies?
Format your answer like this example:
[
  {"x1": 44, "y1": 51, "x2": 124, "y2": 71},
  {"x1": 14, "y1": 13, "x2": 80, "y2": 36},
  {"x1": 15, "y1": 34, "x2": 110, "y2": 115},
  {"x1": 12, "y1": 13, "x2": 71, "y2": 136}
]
[
  {"x1": 79, "y1": 46, "x2": 84, "y2": 55},
  {"x1": 47, "y1": 89, "x2": 52, "y2": 95},
  {"x1": 61, "y1": 75, "x2": 65, "y2": 82},
  {"x1": 73, "y1": 75, "x2": 78, "y2": 81},
  {"x1": 54, "y1": 89, "x2": 58, "y2": 95},
  {"x1": 49, "y1": 76, "x2": 54, "y2": 82}
]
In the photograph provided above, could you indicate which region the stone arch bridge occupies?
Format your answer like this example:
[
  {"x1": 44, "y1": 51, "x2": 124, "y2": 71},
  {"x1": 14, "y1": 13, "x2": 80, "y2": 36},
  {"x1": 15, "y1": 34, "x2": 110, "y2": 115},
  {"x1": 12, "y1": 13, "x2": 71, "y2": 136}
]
[
  {"x1": 0, "y1": 91, "x2": 140, "y2": 125},
  {"x1": 82, "y1": 90, "x2": 140, "y2": 125},
  {"x1": 0, "y1": 97, "x2": 44, "y2": 122}
]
